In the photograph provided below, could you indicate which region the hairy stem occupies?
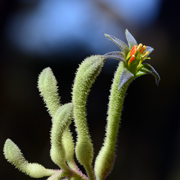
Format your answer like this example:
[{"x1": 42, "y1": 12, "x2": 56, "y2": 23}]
[{"x1": 95, "y1": 61, "x2": 134, "y2": 180}]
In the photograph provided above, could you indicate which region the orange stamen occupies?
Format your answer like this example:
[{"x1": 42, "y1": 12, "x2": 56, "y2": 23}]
[
  {"x1": 129, "y1": 45, "x2": 137, "y2": 57},
  {"x1": 128, "y1": 55, "x2": 135, "y2": 66},
  {"x1": 137, "y1": 60, "x2": 143, "y2": 70},
  {"x1": 141, "y1": 51, "x2": 149, "y2": 59},
  {"x1": 127, "y1": 43, "x2": 148, "y2": 67},
  {"x1": 136, "y1": 43, "x2": 142, "y2": 52},
  {"x1": 139, "y1": 45, "x2": 146, "y2": 54}
]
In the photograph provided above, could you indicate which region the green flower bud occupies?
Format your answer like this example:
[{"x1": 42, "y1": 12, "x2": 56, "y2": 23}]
[
  {"x1": 25, "y1": 163, "x2": 55, "y2": 178},
  {"x1": 72, "y1": 55, "x2": 105, "y2": 179},
  {"x1": 38, "y1": 67, "x2": 76, "y2": 170},
  {"x1": 38, "y1": 67, "x2": 60, "y2": 117},
  {"x1": 3, "y1": 139, "x2": 54, "y2": 178},
  {"x1": 4, "y1": 139, "x2": 28, "y2": 170},
  {"x1": 50, "y1": 103, "x2": 73, "y2": 171},
  {"x1": 62, "y1": 129, "x2": 76, "y2": 169}
]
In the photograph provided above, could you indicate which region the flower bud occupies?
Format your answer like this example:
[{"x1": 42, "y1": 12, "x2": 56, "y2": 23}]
[
  {"x1": 50, "y1": 103, "x2": 73, "y2": 171},
  {"x1": 72, "y1": 55, "x2": 105, "y2": 167},
  {"x1": 38, "y1": 67, "x2": 60, "y2": 117},
  {"x1": 4, "y1": 139, "x2": 54, "y2": 178}
]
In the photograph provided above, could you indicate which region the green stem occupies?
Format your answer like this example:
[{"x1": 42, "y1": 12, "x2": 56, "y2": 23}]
[
  {"x1": 106, "y1": 62, "x2": 132, "y2": 148},
  {"x1": 84, "y1": 165, "x2": 95, "y2": 180},
  {"x1": 94, "y1": 62, "x2": 134, "y2": 180},
  {"x1": 69, "y1": 169, "x2": 89, "y2": 180},
  {"x1": 49, "y1": 169, "x2": 88, "y2": 180}
]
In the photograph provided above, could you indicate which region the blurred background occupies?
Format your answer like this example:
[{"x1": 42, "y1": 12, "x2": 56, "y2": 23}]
[{"x1": 1, "y1": 0, "x2": 180, "y2": 179}]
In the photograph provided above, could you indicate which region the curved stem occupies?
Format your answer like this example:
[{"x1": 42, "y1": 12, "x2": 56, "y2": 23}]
[
  {"x1": 84, "y1": 165, "x2": 95, "y2": 180},
  {"x1": 69, "y1": 168, "x2": 89, "y2": 180},
  {"x1": 94, "y1": 62, "x2": 134, "y2": 180},
  {"x1": 106, "y1": 62, "x2": 132, "y2": 148}
]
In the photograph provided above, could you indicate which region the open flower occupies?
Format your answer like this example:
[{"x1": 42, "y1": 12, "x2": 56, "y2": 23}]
[{"x1": 104, "y1": 29, "x2": 160, "y2": 90}]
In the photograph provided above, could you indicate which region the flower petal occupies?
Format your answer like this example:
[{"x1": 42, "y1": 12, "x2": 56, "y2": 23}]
[
  {"x1": 125, "y1": 29, "x2": 138, "y2": 49},
  {"x1": 138, "y1": 63, "x2": 160, "y2": 85},
  {"x1": 145, "y1": 46, "x2": 154, "y2": 56},
  {"x1": 118, "y1": 67, "x2": 134, "y2": 90},
  {"x1": 104, "y1": 51, "x2": 125, "y2": 61},
  {"x1": 104, "y1": 33, "x2": 129, "y2": 54}
]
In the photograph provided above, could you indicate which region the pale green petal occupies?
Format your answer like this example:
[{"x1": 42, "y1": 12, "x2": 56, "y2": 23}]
[
  {"x1": 136, "y1": 63, "x2": 160, "y2": 85},
  {"x1": 104, "y1": 33, "x2": 129, "y2": 54},
  {"x1": 125, "y1": 29, "x2": 138, "y2": 49},
  {"x1": 104, "y1": 51, "x2": 125, "y2": 61},
  {"x1": 118, "y1": 67, "x2": 134, "y2": 90},
  {"x1": 145, "y1": 46, "x2": 154, "y2": 56}
]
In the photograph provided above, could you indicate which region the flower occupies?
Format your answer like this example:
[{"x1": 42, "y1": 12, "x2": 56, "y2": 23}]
[{"x1": 104, "y1": 29, "x2": 160, "y2": 89}]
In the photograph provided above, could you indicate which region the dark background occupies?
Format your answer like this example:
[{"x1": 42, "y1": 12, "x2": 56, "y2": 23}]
[{"x1": 1, "y1": 0, "x2": 180, "y2": 179}]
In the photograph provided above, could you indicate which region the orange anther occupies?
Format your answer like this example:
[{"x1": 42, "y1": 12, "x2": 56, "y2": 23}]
[
  {"x1": 129, "y1": 45, "x2": 137, "y2": 57},
  {"x1": 128, "y1": 55, "x2": 135, "y2": 66}
]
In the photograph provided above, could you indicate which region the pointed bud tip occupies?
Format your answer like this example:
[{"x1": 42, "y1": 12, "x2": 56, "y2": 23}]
[
  {"x1": 4, "y1": 138, "x2": 15, "y2": 151},
  {"x1": 104, "y1": 33, "x2": 109, "y2": 37},
  {"x1": 38, "y1": 67, "x2": 52, "y2": 82},
  {"x1": 44, "y1": 67, "x2": 51, "y2": 71},
  {"x1": 155, "y1": 76, "x2": 160, "y2": 86},
  {"x1": 5, "y1": 138, "x2": 11, "y2": 144},
  {"x1": 125, "y1": 29, "x2": 130, "y2": 36},
  {"x1": 41, "y1": 67, "x2": 53, "y2": 76},
  {"x1": 104, "y1": 33, "x2": 111, "y2": 40}
]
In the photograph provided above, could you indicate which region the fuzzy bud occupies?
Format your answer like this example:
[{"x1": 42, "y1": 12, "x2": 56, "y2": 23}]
[
  {"x1": 50, "y1": 103, "x2": 73, "y2": 171},
  {"x1": 72, "y1": 55, "x2": 105, "y2": 167},
  {"x1": 3, "y1": 139, "x2": 54, "y2": 178},
  {"x1": 38, "y1": 67, "x2": 60, "y2": 117}
]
